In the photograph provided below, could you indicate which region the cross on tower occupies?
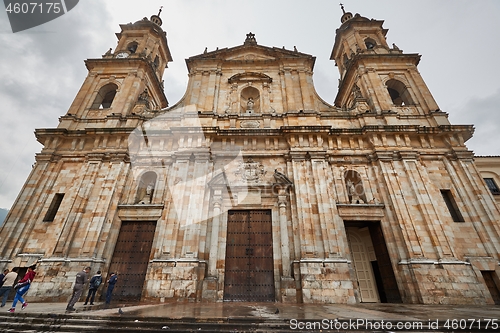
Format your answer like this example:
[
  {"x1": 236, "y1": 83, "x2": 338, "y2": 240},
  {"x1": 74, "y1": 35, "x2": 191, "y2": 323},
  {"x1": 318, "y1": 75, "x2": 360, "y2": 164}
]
[{"x1": 340, "y1": 3, "x2": 346, "y2": 14}]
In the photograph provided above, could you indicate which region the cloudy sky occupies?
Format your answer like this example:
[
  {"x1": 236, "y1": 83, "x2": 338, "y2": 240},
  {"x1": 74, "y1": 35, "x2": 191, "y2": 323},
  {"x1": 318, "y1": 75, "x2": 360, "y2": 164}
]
[{"x1": 0, "y1": 0, "x2": 499, "y2": 210}]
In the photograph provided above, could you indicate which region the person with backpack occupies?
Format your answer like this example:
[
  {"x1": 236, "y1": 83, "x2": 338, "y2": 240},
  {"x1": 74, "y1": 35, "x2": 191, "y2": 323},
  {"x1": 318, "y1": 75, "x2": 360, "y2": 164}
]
[{"x1": 83, "y1": 270, "x2": 102, "y2": 306}]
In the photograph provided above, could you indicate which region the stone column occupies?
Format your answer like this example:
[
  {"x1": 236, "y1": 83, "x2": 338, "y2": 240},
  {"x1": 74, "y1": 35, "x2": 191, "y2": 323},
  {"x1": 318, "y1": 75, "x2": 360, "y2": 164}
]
[
  {"x1": 278, "y1": 193, "x2": 291, "y2": 277},
  {"x1": 277, "y1": 188, "x2": 297, "y2": 303},
  {"x1": 181, "y1": 152, "x2": 211, "y2": 258},
  {"x1": 202, "y1": 189, "x2": 223, "y2": 302},
  {"x1": 208, "y1": 190, "x2": 222, "y2": 277}
]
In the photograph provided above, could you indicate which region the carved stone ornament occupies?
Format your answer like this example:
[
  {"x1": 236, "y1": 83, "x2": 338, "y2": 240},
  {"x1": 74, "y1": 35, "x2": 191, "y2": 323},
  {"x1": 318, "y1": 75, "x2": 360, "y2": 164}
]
[
  {"x1": 240, "y1": 120, "x2": 260, "y2": 128},
  {"x1": 234, "y1": 159, "x2": 266, "y2": 183}
]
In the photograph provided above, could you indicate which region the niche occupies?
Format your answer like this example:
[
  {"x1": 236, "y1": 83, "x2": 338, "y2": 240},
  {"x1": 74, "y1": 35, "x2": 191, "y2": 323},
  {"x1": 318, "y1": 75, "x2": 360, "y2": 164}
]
[
  {"x1": 240, "y1": 86, "x2": 260, "y2": 114},
  {"x1": 135, "y1": 171, "x2": 157, "y2": 204},
  {"x1": 344, "y1": 170, "x2": 367, "y2": 204}
]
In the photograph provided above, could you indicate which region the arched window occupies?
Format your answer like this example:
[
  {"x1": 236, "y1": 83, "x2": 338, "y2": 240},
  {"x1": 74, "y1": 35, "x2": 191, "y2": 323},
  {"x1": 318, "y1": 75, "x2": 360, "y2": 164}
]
[
  {"x1": 240, "y1": 86, "x2": 260, "y2": 114},
  {"x1": 344, "y1": 170, "x2": 367, "y2": 204},
  {"x1": 386, "y1": 79, "x2": 414, "y2": 106},
  {"x1": 127, "y1": 42, "x2": 138, "y2": 54},
  {"x1": 364, "y1": 38, "x2": 376, "y2": 50},
  {"x1": 135, "y1": 171, "x2": 157, "y2": 204},
  {"x1": 91, "y1": 83, "x2": 118, "y2": 109}
]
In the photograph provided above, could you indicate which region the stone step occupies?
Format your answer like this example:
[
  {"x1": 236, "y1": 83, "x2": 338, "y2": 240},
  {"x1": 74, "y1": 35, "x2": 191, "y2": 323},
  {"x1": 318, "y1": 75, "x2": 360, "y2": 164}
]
[
  {"x1": 0, "y1": 313, "x2": 287, "y2": 332},
  {"x1": 0, "y1": 313, "x2": 493, "y2": 332}
]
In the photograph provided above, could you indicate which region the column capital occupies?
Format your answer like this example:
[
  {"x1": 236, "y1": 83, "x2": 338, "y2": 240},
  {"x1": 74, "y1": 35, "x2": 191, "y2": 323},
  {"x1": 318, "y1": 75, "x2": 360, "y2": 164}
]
[
  {"x1": 289, "y1": 151, "x2": 308, "y2": 161},
  {"x1": 212, "y1": 190, "x2": 223, "y2": 208},
  {"x1": 278, "y1": 194, "x2": 288, "y2": 207},
  {"x1": 308, "y1": 151, "x2": 327, "y2": 160}
]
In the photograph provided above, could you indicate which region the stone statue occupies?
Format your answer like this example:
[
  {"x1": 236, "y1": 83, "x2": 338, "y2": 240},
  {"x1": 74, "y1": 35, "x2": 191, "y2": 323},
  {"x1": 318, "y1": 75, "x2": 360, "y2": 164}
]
[
  {"x1": 146, "y1": 182, "x2": 154, "y2": 196},
  {"x1": 353, "y1": 85, "x2": 363, "y2": 99},
  {"x1": 347, "y1": 180, "x2": 356, "y2": 196},
  {"x1": 138, "y1": 88, "x2": 149, "y2": 102},
  {"x1": 103, "y1": 48, "x2": 112, "y2": 58},
  {"x1": 347, "y1": 179, "x2": 364, "y2": 204},
  {"x1": 246, "y1": 97, "x2": 254, "y2": 113},
  {"x1": 137, "y1": 181, "x2": 155, "y2": 204}
]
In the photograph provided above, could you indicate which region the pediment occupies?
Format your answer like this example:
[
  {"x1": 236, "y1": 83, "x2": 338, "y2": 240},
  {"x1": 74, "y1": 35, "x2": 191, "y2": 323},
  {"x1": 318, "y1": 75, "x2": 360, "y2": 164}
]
[
  {"x1": 186, "y1": 40, "x2": 316, "y2": 73},
  {"x1": 207, "y1": 171, "x2": 228, "y2": 187},
  {"x1": 188, "y1": 44, "x2": 313, "y2": 63}
]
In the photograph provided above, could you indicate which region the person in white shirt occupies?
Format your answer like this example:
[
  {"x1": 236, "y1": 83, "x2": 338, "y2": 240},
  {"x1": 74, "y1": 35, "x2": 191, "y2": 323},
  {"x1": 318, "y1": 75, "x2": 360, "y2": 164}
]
[{"x1": 0, "y1": 268, "x2": 18, "y2": 307}]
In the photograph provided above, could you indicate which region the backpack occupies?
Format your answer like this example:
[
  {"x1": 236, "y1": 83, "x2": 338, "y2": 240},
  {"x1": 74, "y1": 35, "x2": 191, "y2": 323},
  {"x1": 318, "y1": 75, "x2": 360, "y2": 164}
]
[{"x1": 91, "y1": 276, "x2": 102, "y2": 289}]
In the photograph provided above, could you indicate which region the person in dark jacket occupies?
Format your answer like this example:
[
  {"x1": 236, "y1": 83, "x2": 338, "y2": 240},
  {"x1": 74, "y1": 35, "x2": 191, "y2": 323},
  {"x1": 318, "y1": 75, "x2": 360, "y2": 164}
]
[
  {"x1": 8, "y1": 265, "x2": 36, "y2": 313},
  {"x1": 83, "y1": 270, "x2": 102, "y2": 305},
  {"x1": 66, "y1": 267, "x2": 90, "y2": 311},
  {"x1": 105, "y1": 272, "x2": 118, "y2": 304},
  {"x1": 0, "y1": 269, "x2": 7, "y2": 288}
]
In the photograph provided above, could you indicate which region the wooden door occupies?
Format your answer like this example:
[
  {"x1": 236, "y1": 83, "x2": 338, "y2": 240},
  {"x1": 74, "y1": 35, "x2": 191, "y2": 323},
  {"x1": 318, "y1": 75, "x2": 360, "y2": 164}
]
[
  {"x1": 347, "y1": 227, "x2": 380, "y2": 302},
  {"x1": 107, "y1": 221, "x2": 156, "y2": 301},
  {"x1": 223, "y1": 210, "x2": 275, "y2": 302}
]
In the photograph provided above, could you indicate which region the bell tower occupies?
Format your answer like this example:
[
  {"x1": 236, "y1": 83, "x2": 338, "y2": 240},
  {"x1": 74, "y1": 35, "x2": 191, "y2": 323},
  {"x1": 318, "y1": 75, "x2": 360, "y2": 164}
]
[
  {"x1": 331, "y1": 6, "x2": 445, "y2": 123},
  {"x1": 64, "y1": 9, "x2": 172, "y2": 122}
]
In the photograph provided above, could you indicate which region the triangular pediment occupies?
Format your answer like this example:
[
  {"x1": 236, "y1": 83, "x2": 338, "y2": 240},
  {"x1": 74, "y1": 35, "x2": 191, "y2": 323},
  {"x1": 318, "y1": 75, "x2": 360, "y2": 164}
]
[{"x1": 187, "y1": 43, "x2": 314, "y2": 64}]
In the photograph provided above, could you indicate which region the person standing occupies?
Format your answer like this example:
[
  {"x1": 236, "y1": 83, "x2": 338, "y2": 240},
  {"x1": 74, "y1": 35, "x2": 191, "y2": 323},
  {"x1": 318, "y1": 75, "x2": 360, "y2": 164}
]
[
  {"x1": 83, "y1": 270, "x2": 102, "y2": 306},
  {"x1": 8, "y1": 265, "x2": 35, "y2": 313},
  {"x1": 0, "y1": 269, "x2": 7, "y2": 287},
  {"x1": 0, "y1": 268, "x2": 18, "y2": 307},
  {"x1": 66, "y1": 266, "x2": 90, "y2": 311},
  {"x1": 105, "y1": 272, "x2": 118, "y2": 305}
]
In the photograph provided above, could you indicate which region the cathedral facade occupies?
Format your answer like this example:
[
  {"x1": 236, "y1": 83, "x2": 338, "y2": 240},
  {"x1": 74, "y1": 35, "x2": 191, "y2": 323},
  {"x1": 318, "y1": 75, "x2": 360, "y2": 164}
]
[{"x1": 1, "y1": 10, "x2": 500, "y2": 305}]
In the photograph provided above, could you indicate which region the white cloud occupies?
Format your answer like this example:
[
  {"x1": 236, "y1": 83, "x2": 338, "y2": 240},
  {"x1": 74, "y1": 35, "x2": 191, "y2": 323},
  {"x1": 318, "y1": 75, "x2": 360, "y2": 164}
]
[
  {"x1": 0, "y1": 1, "x2": 113, "y2": 208},
  {"x1": 451, "y1": 89, "x2": 500, "y2": 156}
]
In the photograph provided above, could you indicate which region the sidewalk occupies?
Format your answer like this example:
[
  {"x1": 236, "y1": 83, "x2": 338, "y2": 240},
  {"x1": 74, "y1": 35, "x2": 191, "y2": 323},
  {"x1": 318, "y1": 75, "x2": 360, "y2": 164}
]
[{"x1": 8, "y1": 301, "x2": 500, "y2": 322}]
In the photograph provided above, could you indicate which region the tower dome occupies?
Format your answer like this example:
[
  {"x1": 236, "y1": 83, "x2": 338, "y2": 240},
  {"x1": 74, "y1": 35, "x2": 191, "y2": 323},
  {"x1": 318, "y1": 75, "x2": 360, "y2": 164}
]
[
  {"x1": 150, "y1": 7, "x2": 163, "y2": 26},
  {"x1": 340, "y1": 3, "x2": 353, "y2": 23}
]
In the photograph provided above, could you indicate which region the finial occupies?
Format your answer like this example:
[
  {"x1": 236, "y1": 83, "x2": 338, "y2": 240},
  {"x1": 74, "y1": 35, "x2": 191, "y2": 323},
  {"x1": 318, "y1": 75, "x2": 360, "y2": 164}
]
[
  {"x1": 340, "y1": 3, "x2": 346, "y2": 14},
  {"x1": 244, "y1": 32, "x2": 257, "y2": 45},
  {"x1": 158, "y1": 6, "x2": 163, "y2": 17},
  {"x1": 340, "y1": 3, "x2": 353, "y2": 24}
]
